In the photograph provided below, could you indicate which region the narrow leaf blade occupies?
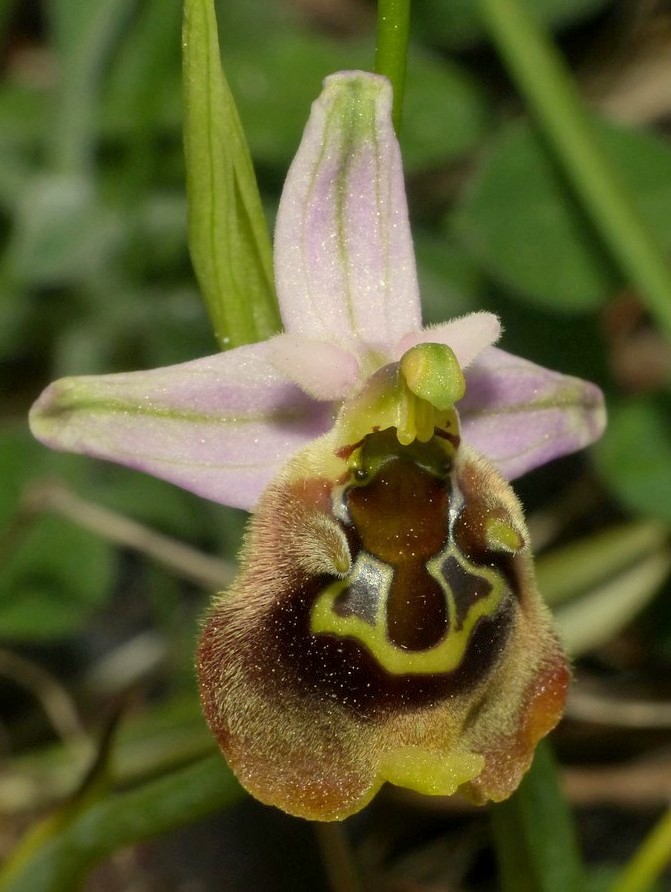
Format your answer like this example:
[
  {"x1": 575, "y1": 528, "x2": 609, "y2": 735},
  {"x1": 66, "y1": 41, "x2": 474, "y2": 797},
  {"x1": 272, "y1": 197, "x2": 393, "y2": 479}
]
[
  {"x1": 182, "y1": 0, "x2": 280, "y2": 348},
  {"x1": 490, "y1": 742, "x2": 585, "y2": 892},
  {"x1": 0, "y1": 756, "x2": 241, "y2": 892}
]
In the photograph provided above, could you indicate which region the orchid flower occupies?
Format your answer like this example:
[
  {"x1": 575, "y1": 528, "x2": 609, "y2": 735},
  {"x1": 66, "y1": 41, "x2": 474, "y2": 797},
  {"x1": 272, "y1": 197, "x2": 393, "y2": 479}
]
[{"x1": 30, "y1": 72, "x2": 605, "y2": 822}]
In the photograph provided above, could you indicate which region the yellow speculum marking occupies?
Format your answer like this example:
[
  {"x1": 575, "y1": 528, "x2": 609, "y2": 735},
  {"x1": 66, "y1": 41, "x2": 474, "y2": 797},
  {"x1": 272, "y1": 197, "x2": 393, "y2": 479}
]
[
  {"x1": 310, "y1": 344, "x2": 506, "y2": 676},
  {"x1": 310, "y1": 543, "x2": 506, "y2": 676}
]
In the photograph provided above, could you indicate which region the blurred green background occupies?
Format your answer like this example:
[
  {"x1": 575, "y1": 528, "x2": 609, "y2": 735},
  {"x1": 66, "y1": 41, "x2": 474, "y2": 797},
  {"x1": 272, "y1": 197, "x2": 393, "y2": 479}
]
[{"x1": 2, "y1": 0, "x2": 671, "y2": 889}]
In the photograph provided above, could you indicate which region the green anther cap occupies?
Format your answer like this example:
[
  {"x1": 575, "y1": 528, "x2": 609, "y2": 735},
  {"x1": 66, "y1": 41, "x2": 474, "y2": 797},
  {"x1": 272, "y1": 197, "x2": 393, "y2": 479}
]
[{"x1": 400, "y1": 343, "x2": 466, "y2": 410}]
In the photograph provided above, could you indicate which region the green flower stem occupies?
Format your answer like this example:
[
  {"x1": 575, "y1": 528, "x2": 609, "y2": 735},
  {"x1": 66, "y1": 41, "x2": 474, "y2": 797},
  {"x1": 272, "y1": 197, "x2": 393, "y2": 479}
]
[
  {"x1": 0, "y1": 756, "x2": 242, "y2": 892},
  {"x1": 315, "y1": 823, "x2": 363, "y2": 892},
  {"x1": 374, "y1": 0, "x2": 411, "y2": 131},
  {"x1": 610, "y1": 808, "x2": 671, "y2": 892},
  {"x1": 490, "y1": 742, "x2": 585, "y2": 892},
  {"x1": 478, "y1": 0, "x2": 671, "y2": 341}
]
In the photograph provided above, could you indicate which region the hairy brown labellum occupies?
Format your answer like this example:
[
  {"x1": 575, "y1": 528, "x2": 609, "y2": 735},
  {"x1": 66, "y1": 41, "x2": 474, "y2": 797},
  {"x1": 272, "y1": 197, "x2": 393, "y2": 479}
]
[{"x1": 198, "y1": 426, "x2": 568, "y2": 821}]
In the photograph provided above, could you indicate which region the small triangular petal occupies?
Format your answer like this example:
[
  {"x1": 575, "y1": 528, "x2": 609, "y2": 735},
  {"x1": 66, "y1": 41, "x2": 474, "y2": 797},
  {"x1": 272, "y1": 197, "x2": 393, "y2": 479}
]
[
  {"x1": 395, "y1": 312, "x2": 501, "y2": 368},
  {"x1": 274, "y1": 71, "x2": 421, "y2": 352},
  {"x1": 29, "y1": 344, "x2": 335, "y2": 511},
  {"x1": 266, "y1": 333, "x2": 361, "y2": 401},
  {"x1": 460, "y1": 347, "x2": 606, "y2": 480}
]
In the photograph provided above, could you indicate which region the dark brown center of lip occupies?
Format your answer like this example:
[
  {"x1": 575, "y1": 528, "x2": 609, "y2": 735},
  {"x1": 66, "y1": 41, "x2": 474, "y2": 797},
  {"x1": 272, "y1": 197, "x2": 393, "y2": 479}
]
[{"x1": 345, "y1": 457, "x2": 450, "y2": 650}]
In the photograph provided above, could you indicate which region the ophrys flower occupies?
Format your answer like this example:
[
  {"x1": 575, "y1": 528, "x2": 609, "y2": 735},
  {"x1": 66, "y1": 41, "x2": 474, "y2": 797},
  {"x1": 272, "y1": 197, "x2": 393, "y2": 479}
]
[{"x1": 30, "y1": 72, "x2": 605, "y2": 821}]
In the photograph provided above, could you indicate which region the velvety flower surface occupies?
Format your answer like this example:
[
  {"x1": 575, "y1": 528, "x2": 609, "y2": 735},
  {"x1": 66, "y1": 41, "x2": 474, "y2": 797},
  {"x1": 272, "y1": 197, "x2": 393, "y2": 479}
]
[{"x1": 30, "y1": 72, "x2": 606, "y2": 822}]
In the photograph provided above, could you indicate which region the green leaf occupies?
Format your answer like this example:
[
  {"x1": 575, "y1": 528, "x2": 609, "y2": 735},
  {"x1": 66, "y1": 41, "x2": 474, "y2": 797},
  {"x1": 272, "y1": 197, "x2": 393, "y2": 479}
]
[
  {"x1": 585, "y1": 868, "x2": 625, "y2": 892},
  {"x1": 182, "y1": 0, "x2": 280, "y2": 348},
  {"x1": 452, "y1": 118, "x2": 671, "y2": 312},
  {"x1": 415, "y1": 230, "x2": 483, "y2": 323},
  {"x1": 104, "y1": 0, "x2": 182, "y2": 137},
  {"x1": 48, "y1": 0, "x2": 136, "y2": 173},
  {"x1": 0, "y1": 517, "x2": 113, "y2": 640},
  {"x1": 478, "y1": 0, "x2": 671, "y2": 339},
  {"x1": 609, "y1": 808, "x2": 671, "y2": 892},
  {"x1": 0, "y1": 427, "x2": 40, "y2": 526},
  {"x1": 0, "y1": 86, "x2": 47, "y2": 209},
  {"x1": 7, "y1": 174, "x2": 122, "y2": 288},
  {"x1": 595, "y1": 396, "x2": 671, "y2": 524},
  {"x1": 490, "y1": 742, "x2": 585, "y2": 892},
  {"x1": 0, "y1": 756, "x2": 242, "y2": 892},
  {"x1": 86, "y1": 466, "x2": 212, "y2": 540},
  {"x1": 413, "y1": 0, "x2": 608, "y2": 50},
  {"x1": 0, "y1": 427, "x2": 114, "y2": 640},
  {"x1": 403, "y1": 51, "x2": 492, "y2": 169},
  {"x1": 538, "y1": 522, "x2": 668, "y2": 608},
  {"x1": 3, "y1": 696, "x2": 215, "y2": 813},
  {"x1": 555, "y1": 549, "x2": 671, "y2": 657},
  {"x1": 224, "y1": 31, "x2": 491, "y2": 173}
]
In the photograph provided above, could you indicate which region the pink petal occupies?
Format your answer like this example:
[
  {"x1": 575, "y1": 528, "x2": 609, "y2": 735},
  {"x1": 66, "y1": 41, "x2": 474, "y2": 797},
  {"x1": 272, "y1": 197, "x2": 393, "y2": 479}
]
[
  {"x1": 266, "y1": 333, "x2": 361, "y2": 400},
  {"x1": 460, "y1": 347, "x2": 606, "y2": 479},
  {"x1": 29, "y1": 344, "x2": 334, "y2": 511},
  {"x1": 274, "y1": 71, "x2": 421, "y2": 352},
  {"x1": 395, "y1": 312, "x2": 501, "y2": 368}
]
